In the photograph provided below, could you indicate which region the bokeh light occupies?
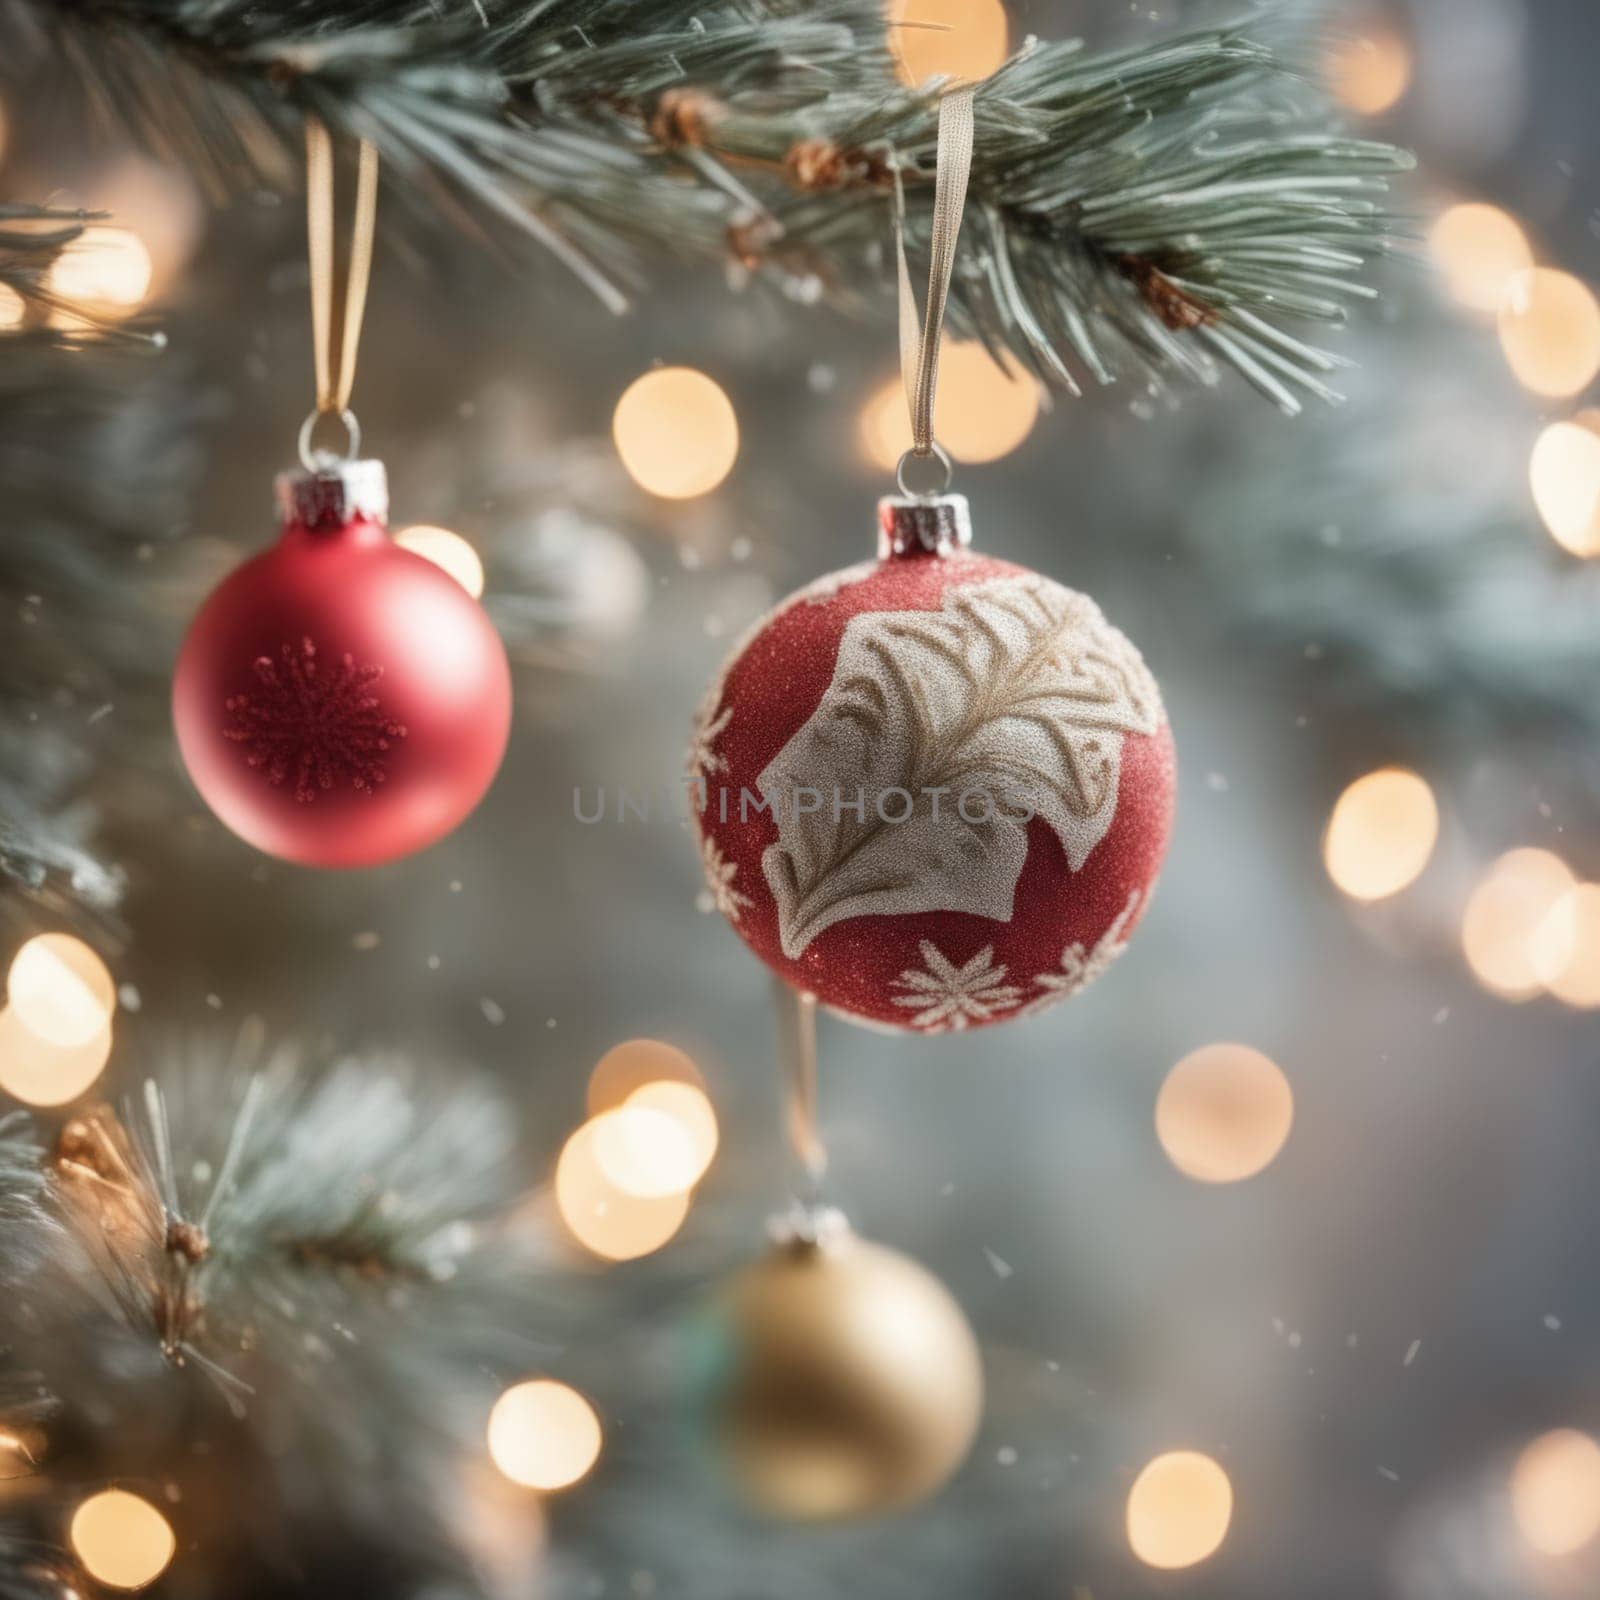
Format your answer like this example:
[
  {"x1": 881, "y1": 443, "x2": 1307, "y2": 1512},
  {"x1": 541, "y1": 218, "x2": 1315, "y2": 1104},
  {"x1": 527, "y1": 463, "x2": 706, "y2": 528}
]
[
  {"x1": 613, "y1": 367, "x2": 738, "y2": 500},
  {"x1": 626, "y1": 1080, "x2": 718, "y2": 1181},
  {"x1": 589, "y1": 1103, "x2": 699, "y2": 1199},
  {"x1": 1530, "y1": 419, "x2": 1600, "y2": 558},
  {"x1": 69, "y1": 1490, "x2": 176, "y2": 1591},
  {"x1": 1511, "y1": 1429, "x2": 1600, "y2": 1557},
  {"x1": 1324, "y1": 23, "x2": 1412, "y2": 116},
  {"x1": 90, "y1": 155, "x2": 204, "y2": 299},
  {"x1": 1155, "y1": 1044, "x2": 1294, "y2": 1184},
  {"x1": 7, "y1": 932, "x2": 115, "y2": 1047},
  {"x1": 1126, "y1": 1451, "x2": 1234, "y2": 1570},
  {"x1": 46, "y1": 226, "x2": 153, "y2": 317},
  {"x1": 0, "y1": 1007, "x2": 113, "y2": 1108},
  {"x1": 1323, "y1": 768, "x2": 1439, "y2": 902},
  {"x1": 1428, "y1": 204, "x2": 1534, "y2": 315},
  {"x1": 858, "y1": 343, "x2": 1041, "y2": 470},
  {"x1": 1530, "y1": 884, "x2": 1600, "y2": 1009},
  {"x1": 487, "y1": 1379, "x2": 602, "y2": 1492},
  {"x1": 1461, "y1": 849, "x2": 1576, "y2": 1001},
  {"x1": 587, "y1": 1037, "x2": 705, "y2": 1116},
  {"x1": 889, "y1": 0, "x2": 1009, "y2": 87},
  {"x1": 554, "y1": 1118, "x2": 690, "y2": 1260},
  {"x1": 1498, "y1": 269, "x2": 1600, "y2": 398},
  {"x1": 395, "y1": 525, "x2": 486, "y2": 598},
  {"x1": 0, "y1": 283, "x2": 24, "y2": 332}
]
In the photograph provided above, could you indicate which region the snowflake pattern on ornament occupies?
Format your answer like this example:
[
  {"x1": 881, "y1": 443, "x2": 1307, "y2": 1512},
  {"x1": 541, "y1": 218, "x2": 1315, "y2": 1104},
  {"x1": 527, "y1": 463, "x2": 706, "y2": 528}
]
[
  {"x1": 1023, "y1": 889, "x2": 1144, "y2": 1016},
  {"x1": 687, "y1": 701, "x2": 732, "y2": 785},
  {"x1": 890, "y1": 941, "x2": 1024, "y2": 1032},
  {"x1": 699, "y1": 835, "x2": 752, "y2": 921},
  {"x1": 223, "y1": 637, "x2": 407, "y2": 803}
]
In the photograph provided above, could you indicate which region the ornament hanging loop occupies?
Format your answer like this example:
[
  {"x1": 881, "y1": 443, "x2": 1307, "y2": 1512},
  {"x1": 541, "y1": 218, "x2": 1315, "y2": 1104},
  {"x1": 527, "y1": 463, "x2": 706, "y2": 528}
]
[
  {"x1": 894, "y1": 86, "x2": 975, "y2": 489},
  {"x1": 895, "y1": 440, "x2": 953, "y2": 499},
  {"x1": 296, "y1": 406, "x2": 362, "y2": 472},
  {"x1": 304, "y1": 115, "x2": 379, "y2": 434}
]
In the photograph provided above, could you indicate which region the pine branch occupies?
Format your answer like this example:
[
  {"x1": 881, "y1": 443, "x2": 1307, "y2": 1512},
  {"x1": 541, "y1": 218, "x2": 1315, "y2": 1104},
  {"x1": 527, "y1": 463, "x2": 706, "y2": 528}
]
[
  {"x1": 0, "y1": 202, "x2": 164, "y2": 347},
  {"x1": 1, "y1": 2, "x2": 1411, "y2": 408},
  {"x1": 0, "y1": 1030, "x2": 563, "y2": 1590}
]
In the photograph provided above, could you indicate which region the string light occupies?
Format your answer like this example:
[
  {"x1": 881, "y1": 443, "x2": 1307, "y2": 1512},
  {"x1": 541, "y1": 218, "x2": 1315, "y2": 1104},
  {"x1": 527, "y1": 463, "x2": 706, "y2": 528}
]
[
  {"x1": 0, "y1": 283, "x2": 23, "y2": 332},
  {"x1": 46, "y1": 226, "x2": 153, "y2": 319},
  {"x1": 1529, "y1": 418, "x2": 1600, "y2": 558},
  {"x1": 89, "y1": 155, "x2": 204, "y2": 300},
  {"x1": 1323, "y1": 23, "x2": 1412, "y2": 116},
  {"x1": 613, "y1": 367, "x2": 738, "y2": 500},
  {"x1": 395, "y1": 525, "x2": 486, "y2": 598},
  {"x1": 1322, "y1": 768, "x2": 1439, "y2": 901},
  {"x1": 7, "y1": 932, "x2": 115, "y2": 1047},
  {"x1": 1510, "y1": 1429, "x2": 1600, "y2": 1556},
  {"x1": 1155, "y1": 1044, "x2": 1294, "y2": 1184},
  {"x1": 1461, "y1": 849, "x2": 1575, "y2": 1001},
  {"x1": 487, "y1": 1380, "x2": 602, "y2": 1492},
  {"x1": 889, "y1": 0, "x2": 1009, "y2": 87},
  {"x1": 858, "y1": 343, "x2": 1040, "y2": 470},
  {"x1": 1126, "y1": 1451, "x2": 1234, "y2": 1570},
  {"x1": 1498, "y1": 269, "x2": 1600, "y2": 398},
  {"x1": 1530, "y1": 884, "x2": 1600, "y2": 1009},
  {"x1": 1428, "y1": 204, "x2": 1533, "y2": 314},
  {"x1": 69, "y1": 1490, "x2": 176, "y2": 1591},
  {"x1": 0, "y1": 1007, "x2": 113, "y2": 1107},
  {"x1": 586, "y1": 1037, "x2": 705, "y2": 1117},
  {"x1": 554, "y1": 1118, "x2": 690, "y2": 1260}
]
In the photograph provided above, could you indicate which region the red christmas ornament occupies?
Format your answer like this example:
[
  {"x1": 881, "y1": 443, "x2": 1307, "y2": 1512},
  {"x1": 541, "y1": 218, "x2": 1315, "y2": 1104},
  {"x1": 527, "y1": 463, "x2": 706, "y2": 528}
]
[
  {"x1": 174, "y1": 459, "x2": 511, "y2": 868},
  {"x1": 689, "y1": 495, "x2": 1175, "y2": 1033}
]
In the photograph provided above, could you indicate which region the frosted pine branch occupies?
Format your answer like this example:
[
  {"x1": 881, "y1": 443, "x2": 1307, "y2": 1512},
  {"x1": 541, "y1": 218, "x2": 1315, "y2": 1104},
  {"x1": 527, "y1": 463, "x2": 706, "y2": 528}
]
[{"x1": 0, "y1": 2, "x2": 1411, "y2": 407}]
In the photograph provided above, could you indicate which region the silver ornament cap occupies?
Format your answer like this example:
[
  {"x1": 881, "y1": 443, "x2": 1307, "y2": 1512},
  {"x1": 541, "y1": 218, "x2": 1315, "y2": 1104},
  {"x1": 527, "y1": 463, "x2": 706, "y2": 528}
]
[
  {"x1": 275, "y1": 456, "x2": 389, "y2": 531},
  {"x1": 876, "y1": 493, "x2": 972, "y2": 560}
]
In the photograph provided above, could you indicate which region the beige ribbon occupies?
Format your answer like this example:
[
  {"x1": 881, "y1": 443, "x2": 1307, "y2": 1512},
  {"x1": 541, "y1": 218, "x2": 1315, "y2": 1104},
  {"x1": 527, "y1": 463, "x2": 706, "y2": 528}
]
[
  {"x1": 305, "y1": 117, "x2": 379, "y2": 421},
  {"x1": 895, "y1": 86, "x2": 976, "y2": 472},
  {"x1": 773, "y1": 977, "x2": 827, "y2": 1189}
]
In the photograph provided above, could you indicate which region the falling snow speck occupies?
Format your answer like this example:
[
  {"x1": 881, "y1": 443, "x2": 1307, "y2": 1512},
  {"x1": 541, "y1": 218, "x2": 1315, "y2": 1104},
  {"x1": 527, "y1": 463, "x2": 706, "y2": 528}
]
[{"x1": 983, "y1": 1247, "x2": 1014, "y2": 1279}]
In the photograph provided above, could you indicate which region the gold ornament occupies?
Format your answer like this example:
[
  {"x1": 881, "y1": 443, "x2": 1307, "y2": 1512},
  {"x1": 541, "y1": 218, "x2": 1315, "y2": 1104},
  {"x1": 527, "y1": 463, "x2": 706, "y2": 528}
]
[{"x1": 701, "y1": 1214, "x2": 983, "y2": 1520}]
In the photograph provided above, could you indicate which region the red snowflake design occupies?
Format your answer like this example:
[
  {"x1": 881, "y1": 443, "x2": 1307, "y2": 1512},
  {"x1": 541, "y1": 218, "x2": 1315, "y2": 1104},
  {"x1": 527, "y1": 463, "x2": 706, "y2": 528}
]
[{"x1": 223, "y1": 637, "x2": 407, "y2": 803}]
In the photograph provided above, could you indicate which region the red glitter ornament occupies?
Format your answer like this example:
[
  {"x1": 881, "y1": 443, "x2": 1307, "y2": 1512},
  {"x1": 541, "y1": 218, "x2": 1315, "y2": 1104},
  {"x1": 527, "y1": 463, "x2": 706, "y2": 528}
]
[
  {"x1": 174, "y1": 459, "x2": 511, "y2": 868},
  {"x1": 689, "y1": 495, "x2": 1175, "y2": 1033}
]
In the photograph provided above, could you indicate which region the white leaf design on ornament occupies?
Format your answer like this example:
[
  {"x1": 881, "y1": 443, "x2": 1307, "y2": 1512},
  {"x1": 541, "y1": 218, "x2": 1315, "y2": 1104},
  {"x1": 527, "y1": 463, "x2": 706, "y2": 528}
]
[
  {"x1": 891, "y1": 941, "x2": 1023, "y2": 1032},
  {"x1": 756, "y1": 575, "x2": 1161, "y2": 959},
  {"x1": 699, "y1": 835, "x2": 752, "y2": 922},
  {"x1": 1023, "y1": 888, "x2": 1144, "y2": 1017}
]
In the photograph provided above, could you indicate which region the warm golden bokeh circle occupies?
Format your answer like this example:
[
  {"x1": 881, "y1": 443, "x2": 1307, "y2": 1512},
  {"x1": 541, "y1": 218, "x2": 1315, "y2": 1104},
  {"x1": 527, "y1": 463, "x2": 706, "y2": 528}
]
[
  {"x1": 1156, "y1": 1044, "x2": 1294, "y2": 1184},
  {"x1": 487, "y1": 1380, "x2": 602, "y2": 1491},
  {"x1": 1498, "y1": 269, "x2": 1600, "y2": 398},
  {"x1": 1530, "y1": 883, "x2": 1600, "y2": 1009},
  {"x1": 1461, "y1": 849, "x2": 1576, "y2": 1001},
  {"x1": 1126, "y1": 1450, "x2": 1234, "y2": 1569},
  {"x1": 587, "y1": 1037, "x2": 706, "y2": 1117},
  {"x1": 7, "y1": 932, "x2": 115, "y2": 1047},
  {"x1": 1323, "y1": 24, "x2": 1412, "y2": 116},
  {"x1": 69, "y1": 1490, "x2": 176, "y2": 1591},
  {"x1": 554, "y1": 1118, "x2": 690, "y2": 1260},
  {"x1": 0, "y1": 1007, "x2": 113, "y2": 1108},
  {"x1": 613, "y1": 367, "x2": 738, "y2": 499},
  {"x1": 1530, "y1": 420, "x2": 1600, "y2": 558},
  {"x1": 888, "y1": 0, "x2": 1009, "y2": 87},
  {"x1": 1511, "y1": 1429, "x2": 1600, "y2": 1556},
  {"x1": 1323, "y1": 768, "x2": 1439, "y2": 901},
  {"x1": 858, "y1": 343, "x2": 1041, "y2": 470},
  {"x1": 47, "y1": 226, "x2": 153, "y2": 318},
  {"x1": 1429, "y1": 204, "x2": 1534, "y2": 314},
  {"x1": 395, "y1": 525, "x2": 486, "y2": 598}
]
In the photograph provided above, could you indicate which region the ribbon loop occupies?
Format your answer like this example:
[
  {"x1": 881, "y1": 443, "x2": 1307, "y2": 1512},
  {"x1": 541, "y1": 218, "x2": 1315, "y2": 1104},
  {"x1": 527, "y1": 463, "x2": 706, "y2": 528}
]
[
  {"x1": 895, "y1": 86, "x2": 976, "y2": 468},
  {"x1": 305, "y1": 117, "x2": 379, "y2": 421}
]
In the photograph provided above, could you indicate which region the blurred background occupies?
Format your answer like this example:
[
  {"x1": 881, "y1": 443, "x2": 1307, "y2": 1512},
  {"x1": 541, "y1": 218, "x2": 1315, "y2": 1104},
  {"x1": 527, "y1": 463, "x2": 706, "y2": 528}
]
[{"x1": 4, "y1": 0, "x2": 1600, "y2": 1596}]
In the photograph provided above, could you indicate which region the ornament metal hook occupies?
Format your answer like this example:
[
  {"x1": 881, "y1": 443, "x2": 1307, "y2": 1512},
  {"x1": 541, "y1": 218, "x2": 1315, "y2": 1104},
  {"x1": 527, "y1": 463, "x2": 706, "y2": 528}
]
[
  {"x1": 297, "y1": 407, "x2": 362, "y2": 473},
  {"x1": 895, "y1": 442, "x2": 954, "y2": 499}
]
